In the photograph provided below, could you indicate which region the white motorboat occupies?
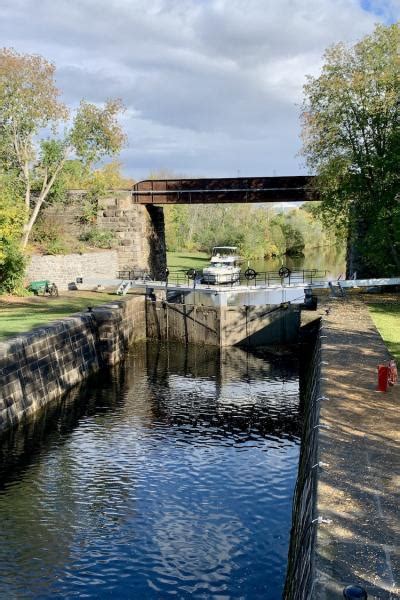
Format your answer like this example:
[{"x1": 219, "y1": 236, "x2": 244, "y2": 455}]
[{"x1": 202, "y1": 246, "x2": 242, "y2": 284}]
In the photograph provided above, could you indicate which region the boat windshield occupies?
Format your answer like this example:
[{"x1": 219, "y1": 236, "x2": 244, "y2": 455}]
[{"x1": 212, "y1": 247, "x2": 238, "y2": 257}]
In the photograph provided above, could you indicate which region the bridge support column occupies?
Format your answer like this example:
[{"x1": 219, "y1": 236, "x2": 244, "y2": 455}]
[{"x1": 98, "y1": 192, "x2": 166, "y2": 279}]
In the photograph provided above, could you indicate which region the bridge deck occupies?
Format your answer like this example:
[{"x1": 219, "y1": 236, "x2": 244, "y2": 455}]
[{"x1": 132, "y1": 176, "x2": 317, "y2": 204}]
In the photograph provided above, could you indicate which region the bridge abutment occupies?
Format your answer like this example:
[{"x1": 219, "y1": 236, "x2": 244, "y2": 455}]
[
  {"x1": 98, "y1": 192, "x2": 166, "y2": 279},
  {"x1": 26, "y1": 190, "x2": 167, "y2": 288}
]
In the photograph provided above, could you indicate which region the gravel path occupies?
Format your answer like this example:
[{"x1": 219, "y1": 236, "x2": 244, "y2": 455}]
[{"x1": 312, "y1": 298, "x2": 399, "y2": 599}]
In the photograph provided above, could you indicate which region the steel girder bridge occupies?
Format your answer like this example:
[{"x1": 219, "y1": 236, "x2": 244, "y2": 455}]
[{"x1": 132, "y1": 176, "x2": 317, "y2": 204}]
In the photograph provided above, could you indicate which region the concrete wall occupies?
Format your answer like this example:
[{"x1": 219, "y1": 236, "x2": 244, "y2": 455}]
[
  {"x1": 146, "y1": 301, "x2": 300, "y2": 347},
  {"x1": 221, "y1": 304, "x2": 300, "y2": 346},
  {"x1": 146, "y1": 302, "x2": 220, "y2": 346},
  {"x1": 0, "y1": 296, "x2": 146, "y2": 433},
  {"x1": 26, "y1": 251, "x2": 119, "y2": 291}
]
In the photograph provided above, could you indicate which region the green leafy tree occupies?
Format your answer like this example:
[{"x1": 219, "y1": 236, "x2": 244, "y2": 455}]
[
  {"x1": 0, "y1": 48, "x2": 127, "y2": 248},
  {"x1": 0, "y1": 173, "x2": 26, "y2": 292},
  {"x1": 301, "y1": 23, "x2": 400, "y2": 276},
  {"x1": 0, "y1": 173, "x2": 25, "y2": 258}
]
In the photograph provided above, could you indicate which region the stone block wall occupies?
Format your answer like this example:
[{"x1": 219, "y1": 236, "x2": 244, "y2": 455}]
[
  {"x1": 92, "y1": 296, "x2": 146, "y2": 366},
  {"x1": 97, "y1": 192, "x2": 166, "y2": 279},
  {"x1": 26, "y1": 251, "x2": 119, "y2": 290},
  {"x1": 0, "y1": 296, "x2": 145, "y2": 433},
  {"x1": 27, "y1": 190, "x2": 167, "y2": 286}
]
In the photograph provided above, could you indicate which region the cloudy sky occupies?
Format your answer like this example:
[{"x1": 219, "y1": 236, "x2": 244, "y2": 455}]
[{"x1": 1, "y1": 0, "x2": 399, "y2": 180}]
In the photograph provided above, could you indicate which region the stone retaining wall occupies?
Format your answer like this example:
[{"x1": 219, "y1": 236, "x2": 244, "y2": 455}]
[
  {"x1": 0, "y1": 296, "x2": 146, "y2": 433},
  {"x1": 27, "y1": 190, "x2": 167, "y2": 288},
  {"x1": 284, "y1": 318, "x2": 321, "y2": 599},
  {"x1": 26, "y1": 251, "x2": 119, "y2": 291}
]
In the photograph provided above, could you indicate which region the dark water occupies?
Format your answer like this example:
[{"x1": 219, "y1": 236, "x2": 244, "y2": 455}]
[{"x1": 0, "y1": 343, "x2": 300, "y2": 599}]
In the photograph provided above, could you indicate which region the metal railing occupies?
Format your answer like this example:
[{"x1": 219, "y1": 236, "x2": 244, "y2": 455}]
[
  {"x1": 117, "y1": 269, "x2": 153, "y2": 281},
  {"x1": 238, "y1": 269, "x2": 328, "y2": 287},
  {"x1": 117, "y1": 269, "x2": 329, "y2": 288}
]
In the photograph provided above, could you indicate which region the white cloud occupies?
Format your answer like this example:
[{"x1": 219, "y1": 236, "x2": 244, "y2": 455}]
[{"x1": 0, "y1": 0, "x2": 397, "y2": 179}]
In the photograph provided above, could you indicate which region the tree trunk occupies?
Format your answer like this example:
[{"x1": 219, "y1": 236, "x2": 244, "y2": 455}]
[
  {"x1": 21, "y1": 159, "x2": 66, "y2": 248},
  {"x1": 345, "y1": 212, "x2": 375, "y2": 278},
  {"x1": 21, "y1": 195, "x2": 44, "y2": 249}
]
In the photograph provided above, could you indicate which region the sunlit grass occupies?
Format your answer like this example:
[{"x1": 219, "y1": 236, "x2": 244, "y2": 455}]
[
  {"x1": 167, "y1": 251, "x2": 210, "y2": 271},
  {"x1": 0, "y1": 292, "x2": 115, "y2": 341},
  {"x1": 368, "y1": 303, "x2": 400, "y2": 362}
]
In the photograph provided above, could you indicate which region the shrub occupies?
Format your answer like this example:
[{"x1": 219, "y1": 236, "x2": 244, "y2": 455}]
[
  {"x1": 32, "y1": 214, "x2": 76, "y2": 254},
  {"x1": 32, "y1": 214, "x2": 66, "y2": 245},
  {"x1": 80, "y1": 227, "x2": 116, "y2": 249},
  {"x1": 44, "y1": 239, "x2": 69, "y2": 255},
  {"x1": 0, "y1": 244, "x2": 26, "y2": 294}
]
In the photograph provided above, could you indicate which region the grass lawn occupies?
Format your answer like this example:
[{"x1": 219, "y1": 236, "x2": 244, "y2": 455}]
[
  {"x1": 167, "y1": 251, "x2": 210, "y2": 271},
  {"x1": 368, "y1": 303, "x2": 400, "y2": 362},
  {"x1": 0, "y1": 291, "x2": 115, "y2": 341}
]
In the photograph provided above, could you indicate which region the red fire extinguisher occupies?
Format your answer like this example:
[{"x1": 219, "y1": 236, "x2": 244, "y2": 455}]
[
  {"x1": 377, "y1": 360, "x2": 398, "y2": 392},
  {"x1": 377, "y1": 365, "x2": 389, "y2": 392}
]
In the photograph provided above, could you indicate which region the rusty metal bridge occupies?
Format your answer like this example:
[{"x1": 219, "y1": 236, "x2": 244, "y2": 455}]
[{"x1": 132, "y1": 176, "x2": 317, "y2": 204}]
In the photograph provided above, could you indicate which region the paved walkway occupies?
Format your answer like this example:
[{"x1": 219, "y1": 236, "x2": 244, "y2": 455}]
[{"x1": 313, "y1": 298, "x2": 399, "y2": 599}]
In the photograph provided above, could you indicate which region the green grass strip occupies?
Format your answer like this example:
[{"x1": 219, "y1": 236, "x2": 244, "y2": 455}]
[
  {"x1": 368, "y1": 303, "x2": 400, "y2": 362},
  {"x1": 0, "y1": 292, "x2": 114, "y2": 341},
  {"x1": 167, "y1": 251, "x2": 210, "y2": 271}
]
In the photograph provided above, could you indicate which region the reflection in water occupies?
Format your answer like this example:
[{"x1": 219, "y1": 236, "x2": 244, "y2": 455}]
[
  {"x1": 252, "y1": 244, "x2": 346, "y2": 278},
  {"x1": 0, "y1": 342, "x2": 300, "y2": 599}
]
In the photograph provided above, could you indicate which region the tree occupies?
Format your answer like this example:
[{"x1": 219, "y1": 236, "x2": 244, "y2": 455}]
[
  {"x1": 0, "y1": 173, "x2": 26, "y2": 292},
  {"x1": 0, "y1": 48, "x2": 127, "y2": 248},
  {"x1": 0, "y1": 174, "x2": 25, "y2": 258},
  {"x1": 301, "y1": 23, "x2": 400, "y2": 276}
]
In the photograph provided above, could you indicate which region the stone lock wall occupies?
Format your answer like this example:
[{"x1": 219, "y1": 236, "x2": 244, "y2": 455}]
[{"x1": 0, "y1": 296, "x2": 146, "y2": 433}]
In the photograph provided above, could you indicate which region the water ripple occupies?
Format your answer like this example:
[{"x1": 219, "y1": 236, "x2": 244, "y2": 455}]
[{"x1": 0, "y1": 342, "x2": 300, "y2": 599}]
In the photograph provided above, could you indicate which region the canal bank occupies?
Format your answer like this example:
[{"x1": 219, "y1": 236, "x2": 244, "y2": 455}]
[
  {"x1": 0, "y1": 296, "x2": 146, "y2": 432},
  {"x1": 286, "y1": 298, "x2": 399, "y2": 599},
  {"x1": 0, "y1": 295, "x2": 299, "y2": 432},
  {"x1": 1, "y1": 290, "x2": 398, "y2": 598}
]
